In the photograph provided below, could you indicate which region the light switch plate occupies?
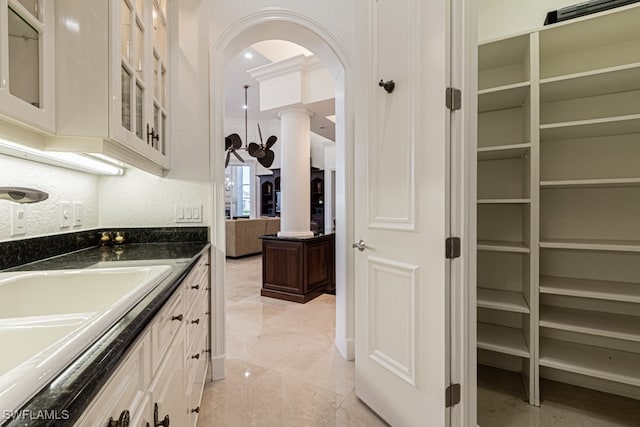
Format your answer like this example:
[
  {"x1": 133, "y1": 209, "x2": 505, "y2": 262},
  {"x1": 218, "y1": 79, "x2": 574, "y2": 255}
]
[
  {"x1": 59, "y1": 202, "x2": 72, "y2": 228},
  {"x1": 11, "y1": 205, "x2": 26, "y2": 236},
  {"x1": 175, "y1": 205, "x2": 203, "y2": 223}
]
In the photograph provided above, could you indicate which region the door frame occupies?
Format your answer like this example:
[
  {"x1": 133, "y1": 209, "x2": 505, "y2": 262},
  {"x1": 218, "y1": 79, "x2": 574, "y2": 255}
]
[
  {"x1": 449, "y1": 0, "x2": 478, "y2": 426},
  {"x1": 207, "y1": 9, "x2": 357, "y2": 382}
]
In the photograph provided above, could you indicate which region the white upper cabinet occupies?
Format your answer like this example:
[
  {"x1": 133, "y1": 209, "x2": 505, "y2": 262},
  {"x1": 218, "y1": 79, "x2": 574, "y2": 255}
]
[
  {"x1": 53, "y1": 0, "x2": 170, "y2": 175},
  {"x1": 0, "y1": 0, "x2": 55, "y2": 133}
]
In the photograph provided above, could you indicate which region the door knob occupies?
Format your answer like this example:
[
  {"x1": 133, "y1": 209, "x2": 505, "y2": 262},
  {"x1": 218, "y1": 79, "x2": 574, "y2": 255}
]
[{"x1": 352, "y1": 240, "x2": 367, "y2": 251}]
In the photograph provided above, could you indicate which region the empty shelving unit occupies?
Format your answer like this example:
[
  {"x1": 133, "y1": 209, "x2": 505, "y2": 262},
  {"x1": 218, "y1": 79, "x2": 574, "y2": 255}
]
[
  {"x1": 477, "y1": 2, "x2": 640, "y2": 407},
  {"x1": 477, "y1": 30, "x2": 539, "y2": 406}
]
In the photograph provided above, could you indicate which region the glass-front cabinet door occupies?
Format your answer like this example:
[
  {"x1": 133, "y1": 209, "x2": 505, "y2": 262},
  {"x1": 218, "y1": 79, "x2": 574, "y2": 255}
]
[
  {"x1": 114, "y1": 0, "x2": 147, "y2": 151},
  {"x1": 111, "y1": 0, "x2": 169, "y2": 168},
  {"x1": 0, "y1": 0, "x2": 55, "y2": 132},
  {"x1": 149, "y1": 0, "x2": 168, "y2": 164}
]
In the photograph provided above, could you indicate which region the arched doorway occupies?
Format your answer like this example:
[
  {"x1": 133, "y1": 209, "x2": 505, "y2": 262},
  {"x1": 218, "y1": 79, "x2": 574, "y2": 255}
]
[{"x1": 208, "y1": 9, "x2": 356, "y2": 380}]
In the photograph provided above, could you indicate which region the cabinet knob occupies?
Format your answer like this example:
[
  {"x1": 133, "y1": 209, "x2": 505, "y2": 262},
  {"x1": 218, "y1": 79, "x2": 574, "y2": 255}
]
[
  {"x1": 171, "y1": 314, "x2": 183, "y2": 322},
  {"x1": 191, "y1": 318, "x2": 200, "y2": 325},
  {"x1": 191, "y1": 353, "x2": 200, "y2": 360},
  {"x1": 108, "y1": 410, "x2": 130, "y2": 427},
  {"x1": 154, "y1": 403, "x2": 170, "y2": 427},
  {"x1": 191, "y1": 406, "x2": 200, "y2": 414},
  {"x1": 191, "y1": 284, "x2": 200, "y2": 290}
]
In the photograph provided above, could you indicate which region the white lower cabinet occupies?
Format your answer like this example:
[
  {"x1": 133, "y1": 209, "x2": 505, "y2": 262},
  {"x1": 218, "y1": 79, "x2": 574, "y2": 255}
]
[
  {"x1": 149, "y1": 330, "x2": 187, "y2": 427},
  {"x1": 75, "y1": 251, "x2": 211, "y2": 426},
  {"x1": 75, "y1": 331, "x2": 151, "y2": 426}
]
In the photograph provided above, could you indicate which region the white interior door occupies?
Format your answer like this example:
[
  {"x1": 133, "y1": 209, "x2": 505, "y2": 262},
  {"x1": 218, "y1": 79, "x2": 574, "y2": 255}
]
[{"x1": 354, "y1": 0, "x2": 451, "y2": 425}]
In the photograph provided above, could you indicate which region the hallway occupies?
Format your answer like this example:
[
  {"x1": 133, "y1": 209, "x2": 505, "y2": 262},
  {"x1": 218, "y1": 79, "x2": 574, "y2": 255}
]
[{"x1": 197, "y1": 256, "x2": 387, "y2": 426}]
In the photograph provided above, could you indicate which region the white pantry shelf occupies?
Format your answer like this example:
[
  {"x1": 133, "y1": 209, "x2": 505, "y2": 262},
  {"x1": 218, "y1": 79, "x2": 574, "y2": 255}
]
[
  {"x1": 478, "y1": 240, "x2": 530, "y2": 253},
  {"x1": 478, "y1": 323, "x2": 530, "y2": 358},
  {"x1": 540, "y1": 62, "x2": 640, "y2": 103},
  {"x1": 540, "y1": 338, "x2": 640, "y2": 387},
  {"x1": 477, "y1": 143, "x2": 531, "y2": 161},
  {"x1": 477, "y1": 198, "x2": 531, "y2": 204},
  {"x1": 540, "y1": 114, "x2": 640, "y2": 141},
  {"x1": 540, "y1": 178, "x2": 640, "y2": 189},
  {"x1": 539, "y1": 238, "x2": 640, "y2": 253},
  {"x1": 478, "y1": 288, "x2": 530, "y2": 313},
  {"x1": 478, "y1": 82, "x2": 530, "y2": 113},
  {"x1": 539, "y1": 276, "x2": 640, "y2": 304},
  {"x1": 540, "y1": 305, "x2": 640, "y2": 342}
]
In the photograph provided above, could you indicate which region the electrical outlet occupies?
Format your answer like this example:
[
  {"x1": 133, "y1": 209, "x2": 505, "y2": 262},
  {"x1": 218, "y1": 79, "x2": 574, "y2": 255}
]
[
  {"x1": 175, "y1": 205, "x2": 203, "y2": 223},
  {"x1": 10, "y1": 205, "x2": 26, "y2": 236},
  {"x1": 59, "y1": 202, "x2": 72, "y2": 228},
  {"x1": 73, "y1": 202, "x2": 83, "y2": 226}
]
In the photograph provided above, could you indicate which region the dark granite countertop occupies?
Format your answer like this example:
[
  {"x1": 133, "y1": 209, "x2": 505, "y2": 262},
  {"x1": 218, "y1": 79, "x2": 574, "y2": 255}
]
[{"x1": 1, "y1": 239, "x2": 210, "y2": 427}]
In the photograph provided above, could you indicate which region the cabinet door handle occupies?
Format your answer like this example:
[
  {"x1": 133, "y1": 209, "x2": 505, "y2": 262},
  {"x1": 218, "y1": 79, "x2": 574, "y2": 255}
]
[
  {"x1": 191, "y1": 406, "x2": 200, "y2": 414},
  {"x1": 191, "y1": 318, "x2": 200, "y2": 325},
  {"x1": 154, "y1": 403, "x2": 170, "y2": 427},
  {"x1": 191, "y1": 353, "x2": 200, "y2": 360},
  {"x1": 171, "y1": 314, "x2": 183, "y2": 322},
  {"x1": 108, "y1": 410, "x2": 130, "y2": 427},
  {"x1": 191, "y1": 284, "x2": 200, "y2": 290}
]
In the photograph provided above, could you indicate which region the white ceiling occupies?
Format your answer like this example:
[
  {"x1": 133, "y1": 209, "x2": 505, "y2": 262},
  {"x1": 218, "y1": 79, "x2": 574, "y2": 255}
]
[{"x1": 223, "y1": 40, "x2": 335, "y2": 141}]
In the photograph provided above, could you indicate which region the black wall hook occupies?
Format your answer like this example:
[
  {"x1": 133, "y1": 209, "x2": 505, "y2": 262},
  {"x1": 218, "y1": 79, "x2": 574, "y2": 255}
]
[{"x1": 378, "y1": 79, "x2": 395, "y2": 94}]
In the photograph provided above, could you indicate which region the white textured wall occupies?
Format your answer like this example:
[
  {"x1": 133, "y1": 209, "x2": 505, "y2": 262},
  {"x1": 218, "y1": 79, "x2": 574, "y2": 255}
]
[
  {"x1": 98, "y1": 0, "x2": 212, "y2": 227},
  {"x1": 98, "y1": 168, "x2": 210, "y2": 227},
  {"x1": 478, "y1": 0, "x2": 583, "y2": 41},
  {"x1": 0, "y1": 155, "x2": 99, "y2": 241}
]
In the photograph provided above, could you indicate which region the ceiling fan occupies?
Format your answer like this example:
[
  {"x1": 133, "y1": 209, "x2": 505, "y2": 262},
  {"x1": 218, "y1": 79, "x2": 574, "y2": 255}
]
[
  {"x1": 224, "y1": 133, "x2": 244, "y2": 167},
  {"x1": 224, "y1": 85, "x2": 278, "y2": 169},
  {"x1": 248, "y1": 123, "x2": 278, "y2": 168}
]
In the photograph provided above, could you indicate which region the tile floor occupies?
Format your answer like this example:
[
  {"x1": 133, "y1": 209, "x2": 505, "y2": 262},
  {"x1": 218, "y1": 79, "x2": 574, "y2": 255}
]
[
  {"x1": 197, "y1": 255, "x2": 388, "y2": 426},
  {"x1": 198, "y1": 255, "x2": 640, "y2": 427}
]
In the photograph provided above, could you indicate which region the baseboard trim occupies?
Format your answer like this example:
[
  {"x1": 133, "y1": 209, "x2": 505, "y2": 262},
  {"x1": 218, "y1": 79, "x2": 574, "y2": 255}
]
[{"x1": 210, "y1": 354, "x2": 226, "y2": 381}]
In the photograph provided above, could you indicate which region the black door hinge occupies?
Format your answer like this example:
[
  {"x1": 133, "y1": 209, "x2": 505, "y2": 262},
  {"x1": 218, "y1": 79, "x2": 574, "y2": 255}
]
[
  {"x1": 446, "y1": 87, "x2": 462, "y2": 111},
  {"x1": 445, "y1": 237, "x2": 461, "y2": 259},
  {"x1": 445, "y1": 383, "x2": 461, "y2": 408}
]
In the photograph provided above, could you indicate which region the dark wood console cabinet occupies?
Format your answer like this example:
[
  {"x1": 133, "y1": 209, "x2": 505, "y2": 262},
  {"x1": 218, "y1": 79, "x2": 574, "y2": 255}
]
[{"x1": 260, "y1": 233, "x2": 335, "y2": 303}]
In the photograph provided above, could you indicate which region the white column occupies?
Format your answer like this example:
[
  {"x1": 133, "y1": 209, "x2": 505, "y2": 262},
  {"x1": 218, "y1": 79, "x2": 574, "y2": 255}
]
[{"x1": 277, "y1": 108, "x2": 314, "y2": 238}]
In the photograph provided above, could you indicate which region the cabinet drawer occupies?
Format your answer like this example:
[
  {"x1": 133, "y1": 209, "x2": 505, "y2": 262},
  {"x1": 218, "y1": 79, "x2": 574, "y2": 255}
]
[
  {"x1": 151, "y1": 291, "x2": 184, "y2": 371},
  {"x1": 184, "y1": 261, "x2": 209, "y2": 313},
  {"x1": 187, "y1": 350, "x2": 208, "y2": 426},
  {"x1": 75, "y1": 331, "x2": 151, "y2": 426},
  {"x1": 186, "y1": 294, "x2": 208, "y2": 350}
]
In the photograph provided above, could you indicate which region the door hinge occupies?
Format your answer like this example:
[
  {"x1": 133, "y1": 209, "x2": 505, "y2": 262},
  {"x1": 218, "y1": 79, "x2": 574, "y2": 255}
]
[
  {"x1": 445, "y1": 383, "x2": 461, "y2": 408},
  {"x1": 445, "y1": 237, "x2": 461, "y2": 259},
  {"x1": 446, "y1": 87, "x2": 462, "y2": 111}
]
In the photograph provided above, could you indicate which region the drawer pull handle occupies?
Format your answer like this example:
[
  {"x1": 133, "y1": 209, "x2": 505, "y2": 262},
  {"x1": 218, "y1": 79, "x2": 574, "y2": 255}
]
[
  {"x1": 191, "y1": 406, "x2": 200, "y2": 414},
  {"x1": 171, "y1": 314, "x2": 183, "y2": 322},
  {"x1": 205, "y1": 311, "x2": 210, "y2": 316},
  {"x1": 191, "y1": 319, "x2": 200, "y2": 325},
  {"x1": 191, "y1": 353, "x2": 200, "y2": 360},
  {"x1": 191, "y1": 284, "x2": 200, "y2": 290},
  {"x1": 203, "y1": 349, "x2": 211, "y2": 354},
  {"x1": 108, "y1": 409, "x2": 130, "y2": 427},
  {"x1": 154, "y1": 403, "x2": 170, "y2": 427}
]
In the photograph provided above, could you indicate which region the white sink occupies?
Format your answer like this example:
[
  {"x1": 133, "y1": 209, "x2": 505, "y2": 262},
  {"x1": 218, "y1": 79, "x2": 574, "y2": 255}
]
[{"x1": 0, "y1": 265, "x2": 172, "y2": 413}]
